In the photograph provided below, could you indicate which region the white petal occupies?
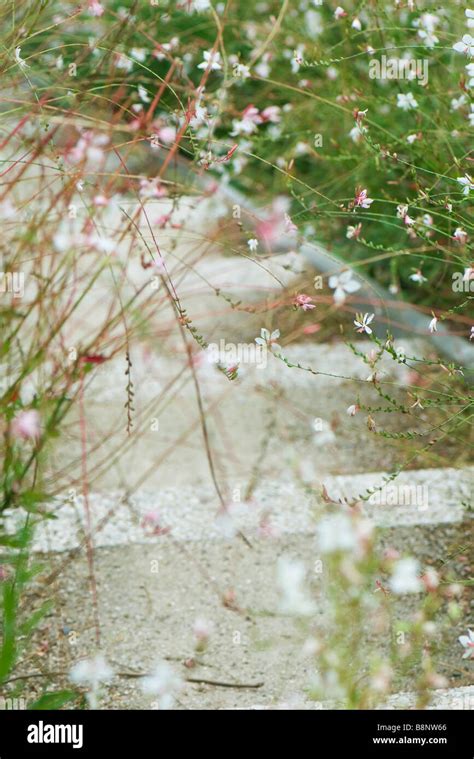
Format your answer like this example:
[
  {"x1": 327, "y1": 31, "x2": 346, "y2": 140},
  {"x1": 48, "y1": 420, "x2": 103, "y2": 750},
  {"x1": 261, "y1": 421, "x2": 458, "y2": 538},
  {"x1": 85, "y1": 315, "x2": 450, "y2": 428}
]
[{"x1": 344, "y1": 279, "x2": 360, "y2": 293}]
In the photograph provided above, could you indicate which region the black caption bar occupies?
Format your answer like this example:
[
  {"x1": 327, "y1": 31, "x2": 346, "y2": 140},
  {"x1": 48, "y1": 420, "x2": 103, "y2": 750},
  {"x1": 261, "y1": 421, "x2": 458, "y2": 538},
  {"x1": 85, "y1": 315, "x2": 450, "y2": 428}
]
[{"x1": 0, "y1": 709, "x2": 471, "y2": 757}]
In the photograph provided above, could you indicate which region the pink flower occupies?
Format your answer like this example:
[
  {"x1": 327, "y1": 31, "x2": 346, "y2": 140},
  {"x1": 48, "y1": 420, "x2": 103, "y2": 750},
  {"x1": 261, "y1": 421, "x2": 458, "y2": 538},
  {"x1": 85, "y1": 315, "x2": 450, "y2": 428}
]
[
  {"x1": 93, "y1": 195, "x2": 109, "y2": 207},
  {"x1": 67, "y1": 131, "x2": 108, "y2": 165},
  {"x1": 230, "y1": 104, "x2": 262, "y2": 135},
  {"x1": 421, "y1": 568, "x2": 439, "y2": 592},
  {"x1": 255, "y1": 197, "x2": 292, "y2": 245},
  {"x1": 257, "y1": 512, "x2": 278, "y2": 538},
  {"x1": 153, "y1": 126, "x2": 177, "y2": 145},
  {"x1": 139, "y1": 178, "x2": 167, "y2": 199},
  {"x1": 294, "y1": 294, "x2": 315, "y2": 311},
  {"x1": 346, "y1": 223, "x2": 362, "y2": 239},
  {"x1": 11, "y1": 410, "x2": 40, "y2": 441},
  {"x1": 261, "y1": 106, "x2": 281, "y2": 123},
  {"x1": 88, "y1": 0, "x2": 105, "y2": 16},
  {"x1": 302, "y1": 324, "x2": 320, "y2": 335},
  {"x1": 141, "y1": 511, "x2": 170, "y2": 536},
  {"x1": 193, "y1": 618, "x2": 213, "y2": 650},
  {"x1": 353, "y1": 187, "x2": 373, "y2": 209}
]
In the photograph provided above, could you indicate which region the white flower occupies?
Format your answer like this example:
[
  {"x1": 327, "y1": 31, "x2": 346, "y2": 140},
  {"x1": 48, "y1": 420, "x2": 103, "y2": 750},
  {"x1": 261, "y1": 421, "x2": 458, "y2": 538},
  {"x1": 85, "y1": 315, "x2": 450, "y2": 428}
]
[
  {"x1": 247, "y1": 238, "x2": 259, "y2": 251},
  {"x1": 69, "y1": 655, "x2": 114, "y2": 708},
  {"x1": 414, "y1": 14, "x2": 440, "y2": 48},
  {"x1": 291, "y1": 46, "x2": 305, "y2": 74},
  {"x1": 466, "y1": 9, "x2": 474, "y2": 27},
  {"x1": 328, "y1": 269, "x2": 361, "y2": 304},
  {"x1": 406, "y1": 133, "x2": 418, "y2": 144},
  {"x1": 466, "y1": 62, "x2": 474, "y2": 87},
  {"x1": 346, "y1": 404, "x2": 359, "y2": 416},
  {"x1": 349, "y1": 124, "x2": 366, "y2": 143},
  {"x1": 395, "y1": 345, "x2": 406, "y2": 362},
  {"x1": 397, "y1": 204, "x2": 408, "y2": 219},
  {"x1": 316, "y1": 513, "x2": 358, "y2": 553},
  {"x1": 457, "y1": 173, "x2": 474, "y2": 195},
  {"x1": 131, "y1": 48, "x2": 146, "y2": 62},
  {"x1": 451, "y1": 95, "x2": 467, "y2": 111},
  {"x1": 14, "y1": 47, "x2": 28, "y2": 69},
  {"x1": 371, "y1": 663, "x2": 393, "y2": 693},
  {"x1": 397, "y1": 93, "x2": 418, "y2": 111},
  {"x1": 454, "y1": 227, "x2": 468, "y2": 244},
  {"x1": 255, "y1": 55, "x2": 271, "y2": 78},
  {"x1": 469, "y1": 107, "x2": 474, "y2": 128},
  {"x1": 277, "y1": 557, "x2": 315, "y2": 616},
  {"x1": 389, "y1": 558, "x2": 423, "y2": 594},
  {"x1": 453, "y1": 34, "x2": 474, "y2": 57},
  {"x1": 409, "y1": 270, "x2": 427, "y2": 284},
  {"x1": 458, "y1": 629, "x2": 474, "y2": 659},
  {"x1": 305, "y1": 9, "x2": 324, "y2": 36},
  {"x1": 141, "y1": 661, "x2": 183, "y2": 709},
  {"x1": 197, "y1": 50, "x2": 222, "y2": 71},
  {"x1": 138, "y1": 84, "x2": 151, "y2": 103},
  {"x1": 354, "y1": 312, "x2": 375, "y2": 335},
  {"x1": 470, "y1": 326, "x2": 474, "y2": 340},
  {"x1": 429, "y1": 316, "x2": 438, "y2": 333},
  {"x1": 0, "y1": 199, "x2": 17, "y2": 219},
  {"x1": 70, "y1": 655, "x2": 113, "y2": 688},
  {"x1": 352, "y1": 17, "x2": 362, "y2": 31},
  {"x1": 255, "y1": 328, "x2": 280, "y2": 352},
  {"x1": 114, "y1": 53, "x2": 133, "y2": 72},
  {"x1": 413, "y1": 12, "x2": 439, "y2": 37},
  {"x1": 334, "y1": 6, "x2": 347, "y2": 19},
  {"x1": 417, "y1": 29, "x2": 439, "y2": 48},
  {"x1": 187, "y1": 0, "x2": 211, "y2": 11},
  {"x1": 233, "y1": 62, "x2": 250, "y2": 79}
]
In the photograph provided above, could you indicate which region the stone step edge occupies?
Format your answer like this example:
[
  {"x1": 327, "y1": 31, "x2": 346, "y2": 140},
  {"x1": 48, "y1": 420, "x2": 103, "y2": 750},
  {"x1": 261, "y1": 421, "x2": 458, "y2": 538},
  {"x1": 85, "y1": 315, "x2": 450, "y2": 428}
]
[
  {"x1": 229, "y1": 685, "x2": 474, "y2": 710},
  {"x1": 4, "y1": 467, "x2": 471, "y2": 554}
]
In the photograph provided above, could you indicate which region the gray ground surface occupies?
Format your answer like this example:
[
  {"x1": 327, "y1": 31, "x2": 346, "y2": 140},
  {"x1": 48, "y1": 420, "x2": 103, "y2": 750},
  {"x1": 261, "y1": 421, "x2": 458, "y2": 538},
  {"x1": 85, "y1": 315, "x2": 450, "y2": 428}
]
[{"x1": 12, "y1": 517, "x2": 471, "y2": 710}]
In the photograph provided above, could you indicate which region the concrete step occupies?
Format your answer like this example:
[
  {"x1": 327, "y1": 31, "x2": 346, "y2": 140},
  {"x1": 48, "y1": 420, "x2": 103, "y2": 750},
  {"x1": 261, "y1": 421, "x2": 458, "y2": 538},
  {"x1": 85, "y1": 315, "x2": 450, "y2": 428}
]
[
  {"x1": 48, "y1": 338, "x2": 449, "y2": 493},
  {"x1": 235, "y1": 685, "x2": 474, "y2": 710},
  {"x1": 5, "y1": 467, "x2": 471, "y2": 709},
  {"x1": 6, "y1": 467, "x2": 472, "y2": 553},
  {"x1": 20, "y1": 516, "x2": 470, "y2": 710}
]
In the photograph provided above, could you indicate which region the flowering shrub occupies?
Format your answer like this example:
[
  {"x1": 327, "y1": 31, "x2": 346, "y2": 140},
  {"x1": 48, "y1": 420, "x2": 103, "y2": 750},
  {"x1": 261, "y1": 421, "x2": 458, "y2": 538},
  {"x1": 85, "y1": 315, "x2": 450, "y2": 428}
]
[{"x1": 0, "y1": 0, "x2": 472, "y2": 711}]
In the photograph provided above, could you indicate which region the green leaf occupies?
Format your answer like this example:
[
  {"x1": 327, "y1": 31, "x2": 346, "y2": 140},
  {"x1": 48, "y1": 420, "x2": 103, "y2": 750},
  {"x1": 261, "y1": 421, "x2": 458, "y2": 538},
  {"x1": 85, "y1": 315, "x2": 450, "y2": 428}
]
[
  {"x1": 19, "y1": 601, "x2": 53, "y2": 637},
  {"x1": 28, "y1": 690, "x2": 77, "y2": 710},
  {"x1": 20, "y1": 491, "x2": 47, "y2": 512},
  {"x1": 0, "y1": 582, "x2": 17, "y2": 680}
]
